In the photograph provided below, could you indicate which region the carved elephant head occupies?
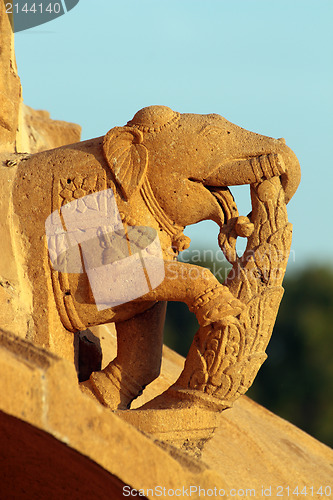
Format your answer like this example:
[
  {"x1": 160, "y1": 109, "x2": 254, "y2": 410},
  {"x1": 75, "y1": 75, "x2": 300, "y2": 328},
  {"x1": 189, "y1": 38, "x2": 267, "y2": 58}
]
[{"x1": 103, "y1": 105, "x2": 301, "y2": 231}]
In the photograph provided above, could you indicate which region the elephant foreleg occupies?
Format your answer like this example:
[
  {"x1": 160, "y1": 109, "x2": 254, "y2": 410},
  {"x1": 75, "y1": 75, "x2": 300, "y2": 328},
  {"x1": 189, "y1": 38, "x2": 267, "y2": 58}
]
[
  {"x1": 82, "y1": 301, "x2": 166, "y2": 409},
  {"x1": 137, "y1": 261, "x2": 245, "y2": 327},
  {"x1": 81, "y1": 262, "x2": 244, "y2": 409}
]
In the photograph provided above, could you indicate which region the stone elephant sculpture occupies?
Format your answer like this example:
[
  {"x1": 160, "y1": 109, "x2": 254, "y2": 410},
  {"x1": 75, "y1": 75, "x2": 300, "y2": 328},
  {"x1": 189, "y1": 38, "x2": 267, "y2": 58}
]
[{"x1": 11, "y1": 105, "x2": 300, "y2": 410}]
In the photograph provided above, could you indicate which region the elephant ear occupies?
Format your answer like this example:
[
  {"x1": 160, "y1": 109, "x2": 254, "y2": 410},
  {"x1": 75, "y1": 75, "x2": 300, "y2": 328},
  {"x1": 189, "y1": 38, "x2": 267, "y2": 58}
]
[{"x1": 103, "y1": 126, "x2": 148, "y2": 201}]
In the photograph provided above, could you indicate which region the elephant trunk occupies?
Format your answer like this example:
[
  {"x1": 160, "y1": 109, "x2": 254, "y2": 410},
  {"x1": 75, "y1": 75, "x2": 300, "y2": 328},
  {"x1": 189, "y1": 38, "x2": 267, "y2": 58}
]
[
  {"x1": 205, "y1": 141, "x2": 301, "y2": 205},
  {"x1": 278, "y1": 144, "x2": 301, "y2": 204}
]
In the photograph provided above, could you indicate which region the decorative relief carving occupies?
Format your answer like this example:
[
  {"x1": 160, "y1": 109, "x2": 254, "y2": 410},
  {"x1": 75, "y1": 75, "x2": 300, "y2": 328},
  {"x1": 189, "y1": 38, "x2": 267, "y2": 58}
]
[
  {"x1": 50, "y1": 172, "x2": 108, "y2": 332},
  {"x1": 14, "y1": 106, "x2": 300, "y2": 426},
  {"x1": 168, "y1": 177, "x2": 292, "y2": 409},
  {"x1": 57, "y1": 173, "x2": 107, "y2": 208}
]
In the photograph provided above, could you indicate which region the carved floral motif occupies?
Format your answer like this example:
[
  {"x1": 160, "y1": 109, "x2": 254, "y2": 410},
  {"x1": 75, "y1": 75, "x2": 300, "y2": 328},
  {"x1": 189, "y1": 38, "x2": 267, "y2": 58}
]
[{"x1": 173, "y1": 177, "x2": 292, "y2": 409}]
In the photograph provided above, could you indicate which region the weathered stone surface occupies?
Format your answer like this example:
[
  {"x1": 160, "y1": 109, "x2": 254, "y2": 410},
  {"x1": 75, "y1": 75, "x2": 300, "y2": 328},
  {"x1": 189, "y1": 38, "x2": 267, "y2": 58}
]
[
  {"x1": 0, "y1": 412, "x2": 127, "y2": 500},
  {"x1": 0, "y1": 2, "x2": 21, "y2": 152},
  {"x1": 0, "y1": 329, "x2": 332, "y2": 499},
  {"x1": 142, "y1": 349, "x2": 333, "y2": 490},
  {"x1": 0, "y1": 330, "x2": 227, "y2": 498},
  {"x1": 0, "y1": 1, "x2": 81, "y2": 155},
  {"x1": 0, "y1": 154, "x2": 34, "y2": 342},
  {"x1": 0, "y1": 153, "x2": 76, "y2": 363},
  {"x1": 16, "y1": 104, "x2": 81, "y2": 154}
]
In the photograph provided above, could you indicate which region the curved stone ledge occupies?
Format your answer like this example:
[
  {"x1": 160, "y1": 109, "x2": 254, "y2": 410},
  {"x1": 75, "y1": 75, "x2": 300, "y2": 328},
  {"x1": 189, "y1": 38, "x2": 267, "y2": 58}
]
[{"x1": 0, "y1": 329, "x2": 332, "y2": 499}]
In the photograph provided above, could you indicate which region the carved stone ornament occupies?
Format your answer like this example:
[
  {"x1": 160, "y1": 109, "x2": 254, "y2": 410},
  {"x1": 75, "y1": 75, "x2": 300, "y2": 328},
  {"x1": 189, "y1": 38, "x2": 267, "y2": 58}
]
[{"x1": 11, "y1": 105, "x2": 300, "y2": 449}]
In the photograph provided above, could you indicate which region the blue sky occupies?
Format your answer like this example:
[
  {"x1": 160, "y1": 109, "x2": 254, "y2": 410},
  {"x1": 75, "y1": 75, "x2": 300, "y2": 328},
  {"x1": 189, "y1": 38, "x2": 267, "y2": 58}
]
[{"x1": 14, "y1": 0, "x2": 333, "y2": 270}]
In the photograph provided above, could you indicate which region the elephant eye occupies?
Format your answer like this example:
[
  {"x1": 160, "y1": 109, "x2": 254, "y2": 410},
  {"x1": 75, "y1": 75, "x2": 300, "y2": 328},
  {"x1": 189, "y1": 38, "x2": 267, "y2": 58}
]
[{"x1": 200, "y1": 125, "x2": 224, "y2": 140}]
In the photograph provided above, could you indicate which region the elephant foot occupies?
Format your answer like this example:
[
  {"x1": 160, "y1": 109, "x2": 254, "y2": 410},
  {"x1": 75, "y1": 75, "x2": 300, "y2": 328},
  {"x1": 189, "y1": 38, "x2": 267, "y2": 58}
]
[
  {"x1": 138, "y1": 385, "x2": 230, "y2": 412},
  {"x1": 191, "y1": 284, "x2": 245, "y2": 327},
  {"x1": 80, "y1": 361, "x2": 144, "y2": 410},
  {"x1": 80, "y1": 379, "x2": 99, "y2": 400}
]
